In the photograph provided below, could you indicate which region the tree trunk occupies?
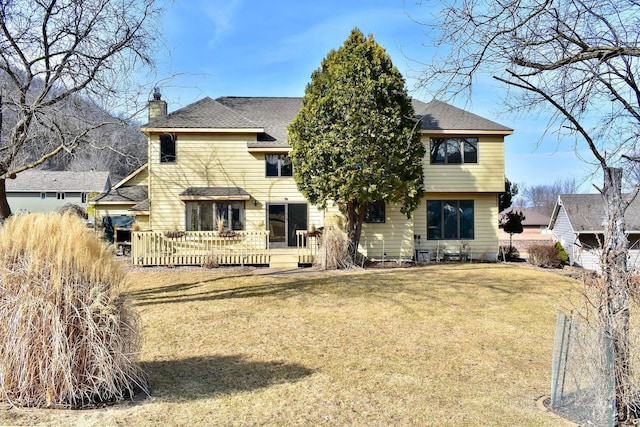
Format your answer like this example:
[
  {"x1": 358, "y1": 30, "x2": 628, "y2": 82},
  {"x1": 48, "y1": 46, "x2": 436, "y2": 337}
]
[
  {"x1": 600, "y1": 167, "x2": 631, "y2": 424},
  {"x1": 344, "y1": 201, "x2": 364, "y2": 263},
  {"x1": 0, "y1": 179, "x2": 12, "y2": 220}
]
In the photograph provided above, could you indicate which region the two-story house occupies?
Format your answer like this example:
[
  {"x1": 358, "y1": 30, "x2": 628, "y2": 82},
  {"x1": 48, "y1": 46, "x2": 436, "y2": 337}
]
[{"x1": 92, "y1": 94, "x2": 512, "y2": 266}]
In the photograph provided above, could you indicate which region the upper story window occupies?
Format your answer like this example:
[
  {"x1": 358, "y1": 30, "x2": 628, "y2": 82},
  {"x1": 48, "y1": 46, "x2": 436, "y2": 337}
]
[
  {"x1": 266, "y1": 154, "x2": 293, "y2": 177},
  {"x1": 430, "y1": 137, "x2": 478, "y2": 164},
  {"x1": 40, "y1": 192, "x2": 46, "y2": 200},
  {"x1": 364, "y1": 201, "x2": 385, "y2": 223},
  {"x1": 427, "y1": 200, "x2": 474, "y2": 240},
  {"x1": 56, "y1": 192, "x2": 65, "y2": 200},
  {"x1": 160, "y1": 134, "x2": 176, "y2": 163}
]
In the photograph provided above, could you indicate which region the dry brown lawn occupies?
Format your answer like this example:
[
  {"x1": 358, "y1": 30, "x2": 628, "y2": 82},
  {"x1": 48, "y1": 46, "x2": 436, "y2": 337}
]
[{"x1": 0, "y1": 263, "x2": 579, "y2": 426}]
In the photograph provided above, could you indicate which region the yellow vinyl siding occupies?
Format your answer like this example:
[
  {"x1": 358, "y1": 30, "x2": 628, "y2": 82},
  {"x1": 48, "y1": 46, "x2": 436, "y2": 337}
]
[
  {"x1": 145, "y1": 131, "x2": 502, "y2": 260},
  {"x1": 123, "y1": 167, "x2": 148, "y2": 186},
  {"x1": 357, "y1": 194, "x2": 499, "y2": 261},
  {"x1": 148, "y1": 133, "x2": 323, "y2": 231},
  {"x1": 133, "y1": 215, "x2": 150, "y2": 230},
  {"x1": 413, "y1": 193, "x2": 499, "y2": 261},
  {"x1": 359, "y1": 204, "x2": 414, "y2": 260},
  {"x1": 423, "y1": 134, "x2": 505, "y2": 193}
]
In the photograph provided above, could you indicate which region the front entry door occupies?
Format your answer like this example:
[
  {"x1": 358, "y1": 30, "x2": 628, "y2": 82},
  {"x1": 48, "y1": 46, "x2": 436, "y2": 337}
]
[{"x1": 268, "y1": 203, "x2": 307, "y2": 248}]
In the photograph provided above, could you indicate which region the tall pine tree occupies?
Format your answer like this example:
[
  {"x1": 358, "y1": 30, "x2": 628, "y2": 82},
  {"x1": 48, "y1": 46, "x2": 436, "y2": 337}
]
[{"x1": 288, "y1": 29, "x2": 425, "y2": 263}]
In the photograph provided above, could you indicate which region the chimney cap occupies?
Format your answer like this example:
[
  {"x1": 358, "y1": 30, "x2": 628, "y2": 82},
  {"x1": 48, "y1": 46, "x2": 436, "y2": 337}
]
[{"x1": 153, "y1": 86, "x2": 161, "y2": 101}]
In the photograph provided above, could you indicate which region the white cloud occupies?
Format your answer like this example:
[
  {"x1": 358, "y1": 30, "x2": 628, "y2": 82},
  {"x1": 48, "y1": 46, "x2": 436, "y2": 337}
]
[{"x1": 199, "y1": 0, "x2": 243, "y2": 46}]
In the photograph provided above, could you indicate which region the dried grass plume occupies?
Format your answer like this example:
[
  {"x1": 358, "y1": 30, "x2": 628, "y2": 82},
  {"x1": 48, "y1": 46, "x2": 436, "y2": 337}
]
[
  {"x1": 313, "y1": 215, "x2": 358, "y2": 270},
  {"x1": 0, "y1": 212, "x2": 147, "y2": 408}
]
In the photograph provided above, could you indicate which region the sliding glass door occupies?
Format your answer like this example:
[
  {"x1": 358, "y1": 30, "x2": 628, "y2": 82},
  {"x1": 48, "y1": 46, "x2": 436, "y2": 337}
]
[{"x1": 268, "y1": 203, "x2": 307, "y2": 247}]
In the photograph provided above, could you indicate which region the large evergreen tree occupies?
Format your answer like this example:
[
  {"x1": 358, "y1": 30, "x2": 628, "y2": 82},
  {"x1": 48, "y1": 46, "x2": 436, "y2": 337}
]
[{"x1": 288, "y1": 28, "x2": 425, "y2": 262}]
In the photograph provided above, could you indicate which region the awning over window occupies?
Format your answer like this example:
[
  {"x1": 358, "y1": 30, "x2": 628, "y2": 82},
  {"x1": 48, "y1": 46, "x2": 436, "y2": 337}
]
[{"x1": 179, "y1": 187, "x2": 251, "y2": 201}]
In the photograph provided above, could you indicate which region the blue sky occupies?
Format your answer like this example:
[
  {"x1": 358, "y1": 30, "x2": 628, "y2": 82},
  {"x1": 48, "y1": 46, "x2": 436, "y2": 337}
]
[{"x1": 151, "y1": 0, "x2": 596, "y2": 192}]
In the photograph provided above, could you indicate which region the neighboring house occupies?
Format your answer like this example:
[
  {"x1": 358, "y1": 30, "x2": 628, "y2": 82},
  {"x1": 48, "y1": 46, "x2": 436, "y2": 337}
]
[
  {"x1": 93, "y1": 94, "x2": 513, "y2": 266},
  {"x1": 549, "y1": 194, "x2": 640, "y2": 271},
  {"x1": 6, "y1": 170, "x2": 111, "y2": 218},
  {"x1": 499, "y1": 208, "x2": 553, "y2": 253}
]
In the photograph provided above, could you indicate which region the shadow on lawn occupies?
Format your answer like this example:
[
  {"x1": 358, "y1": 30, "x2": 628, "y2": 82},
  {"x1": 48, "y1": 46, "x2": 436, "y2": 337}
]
[
  {"x1": 141, "y1": 354, "x2": 315, "y2": 400},
  {"x1": 128, "y1": 264, "x2": 558, "y2": 307},
  {"x1": 129, "y1": 276, "x2": 322, "y2": 307}
]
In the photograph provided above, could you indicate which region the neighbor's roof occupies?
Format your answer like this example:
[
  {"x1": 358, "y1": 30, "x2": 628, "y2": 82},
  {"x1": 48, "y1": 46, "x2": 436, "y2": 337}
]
[
  {"x1": 550, "y1": 193, "x2": 640, "y2": 233},
  {"x1": 142, "y1": 96, "x2": 512, "y2": 148},
  {"x1": 500, "y1": 208, "x2": 551, "y2": 227},
  {"x1": 6, "y1": 170, "x2": 111, "y2": 193}
]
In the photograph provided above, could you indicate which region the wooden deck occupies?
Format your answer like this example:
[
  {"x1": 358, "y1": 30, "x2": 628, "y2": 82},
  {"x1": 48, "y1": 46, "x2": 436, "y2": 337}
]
[{"x1": 130, "y1": 230, "x2": 319, "y2": 268}]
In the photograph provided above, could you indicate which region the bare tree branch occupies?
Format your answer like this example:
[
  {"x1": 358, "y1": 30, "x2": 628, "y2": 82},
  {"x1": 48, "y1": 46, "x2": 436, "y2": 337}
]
[{"x1": 0, "y1": 0, "x2": 163, "y2": 218}]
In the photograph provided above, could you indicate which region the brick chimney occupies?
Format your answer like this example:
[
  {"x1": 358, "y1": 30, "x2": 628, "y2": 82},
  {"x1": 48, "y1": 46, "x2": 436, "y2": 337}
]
[{"x1": 148, "y1": 87, "x2": 167, "y2": 122}]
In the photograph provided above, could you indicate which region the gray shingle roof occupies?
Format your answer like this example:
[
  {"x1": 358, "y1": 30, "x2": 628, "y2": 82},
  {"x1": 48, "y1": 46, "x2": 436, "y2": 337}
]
[
  {"x1": 412, "y1": 99, "x2": 513, "y2": 132},
  {"x1": 146, "y1": 97, "x2": 262, "y2": 129},
  {"x1": 556, "y1": 193, "x2": 640, "y2": 232},
  {"x1": 179, "y1": 187, "x2": 251, "y2": 199},
  {"x1": 130, "y1": 199, "x2": 150, "y2": 212},
  {"x1": 92, "y1": 185, "x2": 148, "y2": 203},
  {"x1": 143, "y1": 96, "x2": 512, "y2": 147},
  {"x1": 216, "y1": 97, "x2": 303, "y2": 146},
  {"x1": 500, "y1": 208, "x2": 550, "y2": 226},
  {"x1": 6, "y1": 170, "x2": 111, "y2": 192}
]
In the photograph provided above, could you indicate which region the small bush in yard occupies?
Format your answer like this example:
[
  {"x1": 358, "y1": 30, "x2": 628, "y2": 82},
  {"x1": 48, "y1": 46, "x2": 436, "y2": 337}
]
[
  {"x1": 498, "y1": 245, "x2": 520, "y2": 261},
  {"x1": 555, "y1": 241, "x2": 569, "y2": 264},
  {"x1": 0, "y1": 212, "x2": 147, "y2": 408},
  {"x1": 527, "y1": 243, "x2": 563, "y2": 268}
]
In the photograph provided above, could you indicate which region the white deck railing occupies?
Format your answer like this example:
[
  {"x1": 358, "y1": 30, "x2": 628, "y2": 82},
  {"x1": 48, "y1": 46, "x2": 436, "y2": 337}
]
[
  {"x1": 131, "y1": 230, "x2": 319, "y2": 267},
  {"x1": 296, "y1": 230, "x2": 320, "y2": 264}
]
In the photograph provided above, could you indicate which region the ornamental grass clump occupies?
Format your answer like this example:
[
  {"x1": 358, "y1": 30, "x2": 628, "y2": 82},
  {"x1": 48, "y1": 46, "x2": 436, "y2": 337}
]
[
  {"x1": 313, "y1": 217, "x2": 357, "y2": 270},
  {"x1": 0, "y1": 212, "x2": 147, "y2": 408}
]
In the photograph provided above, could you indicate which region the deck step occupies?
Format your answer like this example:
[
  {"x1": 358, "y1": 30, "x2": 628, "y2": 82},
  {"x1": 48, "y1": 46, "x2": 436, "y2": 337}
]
[{"x1": 269, "y1": 253, "x2": 299, "y2": 268}]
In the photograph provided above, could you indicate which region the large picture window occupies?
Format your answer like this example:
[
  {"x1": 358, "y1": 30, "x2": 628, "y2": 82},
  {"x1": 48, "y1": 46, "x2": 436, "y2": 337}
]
[
  {"x1": 266, "y1": 154, "x2": 293, "y2": 177},
  {"x1": 427, "y1": 200, "x2": 474, "y2": 240},
  {"x1": 160, "y1": 134, "x2": 176, "y2": 163},
  {"x1": 430, "y1": 137, "x2": 478, "y2": 164},
  {"x1": 186, "y1": 201, "x2": 244, "y2": 231}
]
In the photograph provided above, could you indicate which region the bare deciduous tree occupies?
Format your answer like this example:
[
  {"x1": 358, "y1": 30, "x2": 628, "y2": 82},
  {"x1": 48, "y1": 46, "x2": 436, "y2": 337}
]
[
  {"x1": 413, "y1": 0, "x2": 640, "y2": 422},
  {"x1": 522, "y1": 178, "x2": 579, "y2": 215},
  {"x1": 0, "y1": 0, "x2": 163, "y2": 218}
]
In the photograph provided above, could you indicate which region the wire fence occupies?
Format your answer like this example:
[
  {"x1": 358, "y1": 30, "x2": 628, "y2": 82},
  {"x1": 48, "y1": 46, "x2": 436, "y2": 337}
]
[{"x1": 551, "y1": 312, "x2": 612, "y2": 425}]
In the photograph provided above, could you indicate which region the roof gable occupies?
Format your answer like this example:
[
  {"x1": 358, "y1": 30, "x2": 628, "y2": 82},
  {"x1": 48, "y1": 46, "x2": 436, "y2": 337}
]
[
  {"x1": 551, "y1": 193, "x2": 640, "y2": 232},
  {"x1": 113, "y1": 163, "x2": 148, "y2": 189}
]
